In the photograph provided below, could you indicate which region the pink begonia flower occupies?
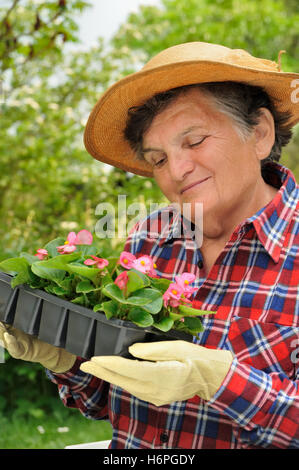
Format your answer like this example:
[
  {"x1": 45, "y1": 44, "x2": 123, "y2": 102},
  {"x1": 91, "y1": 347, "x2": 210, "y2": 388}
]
[
  {"x1": 34, "y1": 249, "x2": 48, "y2": 260},
  {"x1": 73, "y1": 229, "x2": 93, "y2": 245},
  {"x1": 163, "y1": 295, "x2": 181, "y2": 308},
  {"x1": 175, "y1": 273, "x2": 197, "y2": 298},
  {"x1": 163, "y1": 283, "x2": 184, "y2": 308},
  {"x1": 163, "y1": 282, "x2": 192, "y2": 308},
  {"x1": 119, "y1": 251, "x2": 136, "y2": 269},
  {"x1": 84, "y1": 256, "x2": 109, "y2": 269},
  {"x1": 175, "y1": 273, "x2": 196, "y2": 286},
  {"x1": 114, "y1": 271, "x2": 129, "y2": 290},
  {"x1": 57, "y1": 229, "x2": 93, "y2": 254},
  {"x1": 119, "y1": 252, "x2": 157, "y2": 277},
  {"x1": 57, "y1": 243, "x2": 77, "y2": 254},
  {"x1": 66, "y1": 231, "x2": 77, "y2": 245},
  {"x1": 132, "y1": 255, "x2": 157, "y2": 277}
]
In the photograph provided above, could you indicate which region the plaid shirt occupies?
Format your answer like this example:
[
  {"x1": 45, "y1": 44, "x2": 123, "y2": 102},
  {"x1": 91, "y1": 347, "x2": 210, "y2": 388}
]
[{"x1": 47, "y1": 162, "x2": 299, "y2": 449}]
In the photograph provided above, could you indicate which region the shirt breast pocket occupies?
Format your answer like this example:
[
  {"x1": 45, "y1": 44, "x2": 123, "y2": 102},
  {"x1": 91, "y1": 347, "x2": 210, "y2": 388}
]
[{"x1": 227, "y1": 316, "x2": 298, "y2": 379}]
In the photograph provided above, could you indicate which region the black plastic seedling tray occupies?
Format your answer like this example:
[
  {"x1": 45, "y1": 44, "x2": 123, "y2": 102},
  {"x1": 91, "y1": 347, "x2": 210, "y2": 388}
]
[{"x1": 0, "y1": 272, "x2": 192, "y2": 358}]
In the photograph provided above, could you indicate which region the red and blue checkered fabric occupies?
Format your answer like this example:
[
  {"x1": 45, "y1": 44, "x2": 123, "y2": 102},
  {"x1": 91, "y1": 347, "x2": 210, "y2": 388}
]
[{"x1": 48, "y1": 163, "x2": 299, "y2": 448}]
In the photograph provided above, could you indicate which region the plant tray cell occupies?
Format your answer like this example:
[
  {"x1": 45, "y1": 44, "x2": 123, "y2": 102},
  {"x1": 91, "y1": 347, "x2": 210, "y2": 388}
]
[
  {"x1": 0, "y1": 273, "x2": 19, "y2": 324},
  {"x1": 0, "y1": 272, "x2": 192, "y2": 359},
  {"x1": 13, "y1": 289, "x2": 43, "y2": 336}
]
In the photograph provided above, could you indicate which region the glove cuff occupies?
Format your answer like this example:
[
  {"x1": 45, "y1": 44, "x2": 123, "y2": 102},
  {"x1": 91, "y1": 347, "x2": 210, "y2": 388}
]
[{"x1": 41, "y1": 349, "x2": 76, "y2": 373}]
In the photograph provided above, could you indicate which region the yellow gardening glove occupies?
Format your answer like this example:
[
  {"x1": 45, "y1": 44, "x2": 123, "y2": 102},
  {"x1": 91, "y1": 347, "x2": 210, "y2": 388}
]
[
  {"x1": 0, "y1": 323, "x2": 76, "y2": 373},
  {"x1": 80, "y1": 340, "x2": 234, "y2": 406}
]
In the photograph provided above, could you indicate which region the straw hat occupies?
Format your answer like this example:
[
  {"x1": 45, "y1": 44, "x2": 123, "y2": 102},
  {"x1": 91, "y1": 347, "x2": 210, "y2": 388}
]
[{"x1": 84, "y1": 41, "x2": 299, "y2": 177}]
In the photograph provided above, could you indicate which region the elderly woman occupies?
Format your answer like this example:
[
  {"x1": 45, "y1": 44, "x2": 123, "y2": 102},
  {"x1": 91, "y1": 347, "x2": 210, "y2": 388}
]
[{"x1": 2, "y1": 42, "x2": 298, "y2": 449}]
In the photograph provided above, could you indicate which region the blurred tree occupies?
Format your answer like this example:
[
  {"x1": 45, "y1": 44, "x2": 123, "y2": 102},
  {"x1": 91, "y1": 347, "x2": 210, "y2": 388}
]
[
  {"x1": 0, "y1": 39, "x2": 122, "y2": 257},
  {"x1": 0, "y1": 0, "x2": 91, "y2": 76},
  {"x1": 112, "y1": 0, "x2": 298, "y2": 69}
]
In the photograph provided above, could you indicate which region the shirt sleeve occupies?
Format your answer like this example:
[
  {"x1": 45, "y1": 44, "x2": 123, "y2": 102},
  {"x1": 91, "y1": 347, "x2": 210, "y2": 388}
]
[
  {"x1": 46, "y1": 357, "x2": 110, "y2": 420},
  {"x1": 209, "y1": 357, "x2": 299, "y2": 448}
]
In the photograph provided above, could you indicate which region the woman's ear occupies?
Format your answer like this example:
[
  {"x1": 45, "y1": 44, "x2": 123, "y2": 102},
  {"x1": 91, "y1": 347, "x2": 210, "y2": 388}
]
[{"x1": 253, "y1": 107, "x2": 275, "y2": 161}]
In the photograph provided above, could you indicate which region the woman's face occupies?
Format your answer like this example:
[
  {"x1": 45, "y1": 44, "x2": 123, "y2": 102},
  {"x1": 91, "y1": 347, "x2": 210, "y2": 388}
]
[{"x1": 142, "y1": 88, "x2": 273, "y2": 232}]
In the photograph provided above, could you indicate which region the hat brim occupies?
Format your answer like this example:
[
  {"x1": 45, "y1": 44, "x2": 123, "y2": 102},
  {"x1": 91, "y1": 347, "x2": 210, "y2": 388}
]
[{"x1": 84, "y1": 60, "x2": 299, "y2": 177}]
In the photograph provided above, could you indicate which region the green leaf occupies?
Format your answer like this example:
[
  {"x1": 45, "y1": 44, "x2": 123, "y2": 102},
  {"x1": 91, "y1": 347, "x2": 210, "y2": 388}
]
[
  {"x1": 128, "y1": 307, "x2": 154, "y2": 327},
  {"x1": 44, "y1": 285, "x2": 58, "y2": 295},
  {"x1": 102, "y1": 284, "x2": 163, "y2": 313},
  {"x1": 127, "y1": 288, "x2": 163, "y2": 313},
  {"x1": 77, "y1": 245, "x2": 98, "y2": 257},
  {"x1": 94, "y1": 300, "x2": 118, "y2": 320},
  {"x1": 105, "y1": 257, "x2": 119, "y2": 273},
  {"x1": 57, "y1": 277, "x2": 73, "y2": 291},
  {"x1": 43, "y1": 238, "x2": 65, "y2": 257},
  {"x1": 51, "y1": 285, "x2": 69, "y2": 296},
  {"x1": 93, "y1": 303, "x2": 102, "y2": 312},
  {"x1": 34, "y1": 253, "x2": 80, "y2": 270},
  {"x1": 101, "y1": 272, "x2": 113, "y2": 287},
  {"x1": 150, "y1": 277, "x2": 171, "y2": 292},
  {"x1": 129, "y1": 268, "x2": 151, "y2": 286},
  {"x1": 31, "y1": 264, "x2": 65, "y2": 283},
  {"x1": 183, "y1": 317, "x2": 204, "y2": 333},
  {"x1": 102, "y1": 283, "x2": 126, "y2": 303},
  {"x1": 66, "y1": 264, "x2": 101, "y2": 284},
  {"x1": 126, "y1": 269, "x2": 149, "y2": 295},
  {"x1": 126, "y1": 270, "x2": 144, "y2": 294},
  {"x1": 169, "y1": 311, "x2": 184, "y2": 321},
  {"x1": 11, "y1": 271, "x2": 32, "y2": 288},
  {"x1": 0, "y1": 257, "x2": 32, "y2": 287},
  {"x1": 0, "y1": 257, "x2": 30, "y2": 274},
  {"x1": 20, "y1": 252, "x2": 39, "y2": 265},
  {"x1": 76, "y1": 279, "x2": 95, "y2": 293},
  {"x1": 153, "y1": 317, "x2": 174, "y2": 332},
  {"x1": 71, "y1": 295, "x2": 86, "y2": 306},
  {"x1": 178, "y1": 305, "x2": 216, "y2": 316}
]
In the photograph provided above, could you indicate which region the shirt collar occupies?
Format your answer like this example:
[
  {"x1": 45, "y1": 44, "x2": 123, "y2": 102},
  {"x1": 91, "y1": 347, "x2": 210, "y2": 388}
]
[
  {"x1": 246, "y1": 162, "x2": 298, "y2": 263},
  {"x1": 158, "y1": 163, "x2": 298, "y2": 262}
]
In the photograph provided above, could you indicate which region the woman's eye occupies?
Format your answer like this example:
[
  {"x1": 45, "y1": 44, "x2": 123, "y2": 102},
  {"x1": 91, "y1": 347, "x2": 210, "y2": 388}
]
[
  {"x1": 189, "y1": 136, "x2": 207, "y2": 148},
  {"x1": 153, "y1": 156, "x2": 166, "y2": 167}
]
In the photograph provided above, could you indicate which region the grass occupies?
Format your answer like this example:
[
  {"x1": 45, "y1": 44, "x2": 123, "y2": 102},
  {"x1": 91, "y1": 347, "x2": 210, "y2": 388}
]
[{"x1": 0, "y1": 407, "x2": 113, "y2": 449}]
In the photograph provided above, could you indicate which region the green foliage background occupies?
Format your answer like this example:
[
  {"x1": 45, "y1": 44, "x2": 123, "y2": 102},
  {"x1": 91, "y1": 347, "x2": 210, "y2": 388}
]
[{"x1": 0, "y1": 0, "x2": 298, "y2": 428}]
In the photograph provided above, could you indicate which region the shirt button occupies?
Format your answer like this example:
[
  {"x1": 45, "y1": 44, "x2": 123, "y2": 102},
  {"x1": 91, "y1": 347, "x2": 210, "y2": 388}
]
[
  {"x1": 197, "y1": 260, "x2": 203, "y2": 269},
  {"x1": 160, "y1": 432, "x2": 168, "y2": 443}
]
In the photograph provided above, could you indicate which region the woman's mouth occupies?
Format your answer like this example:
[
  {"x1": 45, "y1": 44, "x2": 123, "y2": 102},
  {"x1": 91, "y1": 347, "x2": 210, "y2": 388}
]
[{"x1": 180, "y1": 177, "x2": 211, "y2": 194}]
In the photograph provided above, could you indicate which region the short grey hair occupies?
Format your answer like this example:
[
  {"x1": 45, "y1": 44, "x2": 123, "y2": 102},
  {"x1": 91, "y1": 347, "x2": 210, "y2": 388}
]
[{"x1": 124, "y1": 82, "x2": 293, "y2": 167}]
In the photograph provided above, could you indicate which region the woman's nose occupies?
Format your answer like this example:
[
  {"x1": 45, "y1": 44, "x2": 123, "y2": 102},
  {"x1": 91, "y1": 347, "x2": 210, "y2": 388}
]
[{"x1": 168, "y1": 150, "x2": 195, "y2": 181}]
